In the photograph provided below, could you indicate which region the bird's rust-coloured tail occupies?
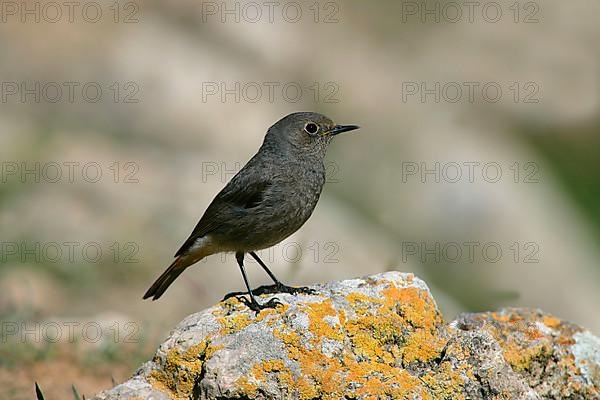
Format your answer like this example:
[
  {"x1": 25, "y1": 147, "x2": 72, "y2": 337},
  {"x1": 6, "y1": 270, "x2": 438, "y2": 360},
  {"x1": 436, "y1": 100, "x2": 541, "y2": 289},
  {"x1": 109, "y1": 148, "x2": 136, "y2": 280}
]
[{"x1": 143, "y1": 256, "x2": 195, "y2": 300}]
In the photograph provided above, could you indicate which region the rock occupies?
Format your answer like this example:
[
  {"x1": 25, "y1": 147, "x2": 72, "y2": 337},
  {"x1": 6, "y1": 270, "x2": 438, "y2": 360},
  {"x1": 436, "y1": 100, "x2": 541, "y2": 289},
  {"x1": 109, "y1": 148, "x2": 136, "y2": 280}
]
[{"x1": 93, "y1": 272, "x2": 600, "y2": 399}]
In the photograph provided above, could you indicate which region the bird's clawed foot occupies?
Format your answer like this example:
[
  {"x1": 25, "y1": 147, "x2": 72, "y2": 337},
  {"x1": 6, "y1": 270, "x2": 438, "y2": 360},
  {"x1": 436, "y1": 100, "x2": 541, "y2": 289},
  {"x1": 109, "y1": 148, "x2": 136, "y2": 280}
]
[
  {"x1": 222, "y1": 283, "x2": 315, "y2": 301},
  {"x1": 222, "y1": 290, "x2": 248, "y2": 301},
  {"x1": 236, "y1": 295, "x2": 282, "y2": 314},
  {"x1": 253, "y1": 283, "x2": 316, "y2": 296}
]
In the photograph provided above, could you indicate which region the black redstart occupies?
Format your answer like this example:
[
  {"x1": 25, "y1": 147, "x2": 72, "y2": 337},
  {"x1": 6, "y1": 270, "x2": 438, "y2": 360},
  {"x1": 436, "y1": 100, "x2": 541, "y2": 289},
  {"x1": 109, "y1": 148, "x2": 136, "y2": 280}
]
[{"x1": 143, "y1": 112, "x2": 359, "y2": 312}]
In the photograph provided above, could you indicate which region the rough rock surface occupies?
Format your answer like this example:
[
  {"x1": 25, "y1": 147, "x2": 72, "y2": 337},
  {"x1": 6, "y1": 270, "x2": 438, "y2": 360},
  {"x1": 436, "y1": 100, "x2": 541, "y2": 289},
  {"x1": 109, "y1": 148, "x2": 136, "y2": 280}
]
[{"x1": 93, "y1": 272, "x2": 600, "y2": 399}]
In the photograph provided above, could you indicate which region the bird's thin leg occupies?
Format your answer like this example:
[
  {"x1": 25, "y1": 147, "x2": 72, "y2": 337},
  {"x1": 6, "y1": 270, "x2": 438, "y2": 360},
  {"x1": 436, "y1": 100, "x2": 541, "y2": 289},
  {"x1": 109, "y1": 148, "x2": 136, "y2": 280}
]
[
  {"x1": 233, "y1": 252, "x2": 281, "y2": 313},
  {"x1": 221, "y1": 252, "x2": 261, "y2": 301},
  {"x1": 248, "y1": 251, "x2": 315, "y2": 296},
  {"x1": 249, "y1": 251, "x2": 281, "y2": 284}
]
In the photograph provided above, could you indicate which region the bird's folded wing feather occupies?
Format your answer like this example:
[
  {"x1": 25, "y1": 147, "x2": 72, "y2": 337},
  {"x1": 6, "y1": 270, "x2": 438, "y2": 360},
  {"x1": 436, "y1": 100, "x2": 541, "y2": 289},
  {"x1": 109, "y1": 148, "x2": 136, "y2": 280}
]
[{"x1": 174, "y1": 178, "x2": 272, "y2": 257}]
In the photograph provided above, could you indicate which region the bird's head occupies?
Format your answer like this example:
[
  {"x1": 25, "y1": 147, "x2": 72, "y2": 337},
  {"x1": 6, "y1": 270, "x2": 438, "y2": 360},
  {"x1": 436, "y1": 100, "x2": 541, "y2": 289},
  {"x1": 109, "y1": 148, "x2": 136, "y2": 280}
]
[{"x1": 264, "y1": 112, "x2": 359, "y2": 157}]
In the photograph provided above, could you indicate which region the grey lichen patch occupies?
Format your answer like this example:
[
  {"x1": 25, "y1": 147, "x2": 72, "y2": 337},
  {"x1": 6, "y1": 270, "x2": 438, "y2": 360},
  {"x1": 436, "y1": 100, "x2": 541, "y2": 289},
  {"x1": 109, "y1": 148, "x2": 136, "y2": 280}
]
[
  {"x1": 156, "y1": 307, "x2": 222, "y2": 360},
  {"x1": 571, "y1": 330, "x2": 600, "y2": 387},
  {"x1": 93, "y1": 375, "x2": 170, "y2": 400}
]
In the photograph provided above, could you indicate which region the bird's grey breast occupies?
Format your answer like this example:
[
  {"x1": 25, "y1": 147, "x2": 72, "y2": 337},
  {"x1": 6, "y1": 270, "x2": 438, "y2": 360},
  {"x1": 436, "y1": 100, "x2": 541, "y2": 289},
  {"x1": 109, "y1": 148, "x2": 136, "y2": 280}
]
[
  {"x1": 283, "y1": 159, "x2": 326, "y2": 219},
  {"x1": 248, "y1": 158, "x2": 326, "y2": 248}
]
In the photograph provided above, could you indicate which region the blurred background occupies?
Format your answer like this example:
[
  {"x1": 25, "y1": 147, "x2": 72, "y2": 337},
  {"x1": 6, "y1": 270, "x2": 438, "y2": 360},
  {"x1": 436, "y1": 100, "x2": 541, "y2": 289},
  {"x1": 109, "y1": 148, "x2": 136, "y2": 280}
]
[{"x1": 1, "y1": 0, "x2": 599, "y2": 398}]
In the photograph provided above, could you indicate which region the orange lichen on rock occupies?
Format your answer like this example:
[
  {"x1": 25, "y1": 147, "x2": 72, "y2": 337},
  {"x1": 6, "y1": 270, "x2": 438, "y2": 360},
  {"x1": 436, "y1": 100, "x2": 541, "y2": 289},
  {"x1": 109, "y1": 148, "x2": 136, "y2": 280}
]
[
  {"x1": 349, "y1": 361, "x2": 426, "y2": 399},
  {"x1": 401, "y1": 329, "x2": 447, "y2": 364},
  {"x1": 480, "y1": 310, "x2": 579, "y2": 374},
  {"x1": 420, "y1": 362, "x2": 467, "y2": 400},
  {"x1": 543, "y1": 315, "x2": 561, "y2": 328},
  {"x1": 382, "y1": 285, "x2": 442, "y2": 330},
  {"x1": 213, "y1": 297, "x2": 288, "y2": 335},
  {"x1": 479, "y1": 310, "x2": 555, "y2": 372},
  {"x1": 502, "y1": 338, "x2": 552, "y2": 371},
  {"x1": 303, "y1": 298, "x2": 345, "y2": 341},
  {"x1": 148, "y1": 341, "x2": 215, "y2": 397},
  {"x1": 235, "y1": 376, "x2": 259, "y2": 397},
  {"x1": 231, "y1": 281, "x2": 456, "y2": 399},
  {"x1": 215, "y1": 311, "x2": 253, "y2": 334}
]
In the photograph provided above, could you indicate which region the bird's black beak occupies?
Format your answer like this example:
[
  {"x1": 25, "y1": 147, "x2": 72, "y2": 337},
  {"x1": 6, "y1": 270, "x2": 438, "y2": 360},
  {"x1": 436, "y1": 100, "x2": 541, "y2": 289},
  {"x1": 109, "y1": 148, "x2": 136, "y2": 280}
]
[{"x1": 328, "y1": 124, "x2": 360, "y2": 136}]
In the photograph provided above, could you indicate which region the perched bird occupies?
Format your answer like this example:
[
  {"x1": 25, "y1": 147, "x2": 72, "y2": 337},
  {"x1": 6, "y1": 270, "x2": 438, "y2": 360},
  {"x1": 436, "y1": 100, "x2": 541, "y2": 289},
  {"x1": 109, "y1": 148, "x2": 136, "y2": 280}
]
[{"x1": 143, "y1": 112, "x2": 359, "y2": 312}]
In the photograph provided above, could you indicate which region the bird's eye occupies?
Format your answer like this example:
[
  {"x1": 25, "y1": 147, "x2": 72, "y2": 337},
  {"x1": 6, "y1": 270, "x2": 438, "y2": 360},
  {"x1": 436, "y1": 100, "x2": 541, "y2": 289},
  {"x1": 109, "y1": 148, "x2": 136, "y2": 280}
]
[{"x1": 304, "y1": 122, "x2": 319, "y2": 135}]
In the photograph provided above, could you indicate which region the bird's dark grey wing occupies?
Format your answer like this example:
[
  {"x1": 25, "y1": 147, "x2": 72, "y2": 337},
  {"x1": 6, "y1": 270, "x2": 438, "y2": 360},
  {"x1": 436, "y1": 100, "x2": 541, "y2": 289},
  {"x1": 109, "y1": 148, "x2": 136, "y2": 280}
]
[{"x1": 174, "y1": 179, "x2": 272, "y2": 257}]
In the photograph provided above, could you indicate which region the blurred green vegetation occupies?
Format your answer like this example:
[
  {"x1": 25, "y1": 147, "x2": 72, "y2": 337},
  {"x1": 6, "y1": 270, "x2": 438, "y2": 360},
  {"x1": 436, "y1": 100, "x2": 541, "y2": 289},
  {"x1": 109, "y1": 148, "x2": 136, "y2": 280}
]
[{"x1": 524, "y1": 122, "x2": 600, "y2": 243}]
